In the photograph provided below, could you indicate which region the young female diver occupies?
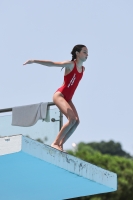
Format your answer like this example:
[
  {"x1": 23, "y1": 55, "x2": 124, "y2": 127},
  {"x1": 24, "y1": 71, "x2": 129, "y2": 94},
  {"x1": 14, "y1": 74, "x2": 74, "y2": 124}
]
[{"x1": 23, "y1": 44, "x2": 88, "y2": 151}]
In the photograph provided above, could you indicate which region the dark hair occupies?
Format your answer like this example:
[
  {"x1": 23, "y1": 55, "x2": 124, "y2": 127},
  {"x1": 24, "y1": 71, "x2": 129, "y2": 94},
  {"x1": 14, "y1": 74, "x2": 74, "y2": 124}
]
[
  {"x1": 71, "y1": 44, "x2": 86, "y2": 61},
  {"x1": 61, "y1": 44, "x2": 86, "y2": 71}
]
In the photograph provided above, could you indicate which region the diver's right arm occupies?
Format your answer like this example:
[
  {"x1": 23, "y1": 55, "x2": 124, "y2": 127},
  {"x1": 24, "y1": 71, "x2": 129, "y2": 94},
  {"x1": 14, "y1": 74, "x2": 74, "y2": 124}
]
[{"x1": 23, "y1": 60, "x2": 73, "y2": 69}]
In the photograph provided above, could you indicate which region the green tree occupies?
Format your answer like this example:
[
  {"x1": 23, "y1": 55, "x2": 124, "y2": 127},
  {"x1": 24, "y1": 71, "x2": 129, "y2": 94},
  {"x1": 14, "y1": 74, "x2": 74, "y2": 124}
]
[{"x1": 86, "y1": 140, "x2": 132, "y2": 158}]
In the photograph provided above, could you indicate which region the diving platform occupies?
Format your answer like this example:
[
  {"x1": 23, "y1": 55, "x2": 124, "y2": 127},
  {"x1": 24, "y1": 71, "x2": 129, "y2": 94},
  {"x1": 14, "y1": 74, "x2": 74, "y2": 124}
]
[{"x1": 0, "y1": 135, "x2": 117, "y2": 200}]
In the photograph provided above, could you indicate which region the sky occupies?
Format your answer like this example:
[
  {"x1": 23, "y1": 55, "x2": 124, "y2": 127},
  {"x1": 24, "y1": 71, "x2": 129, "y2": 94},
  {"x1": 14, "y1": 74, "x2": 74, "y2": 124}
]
[{"x1": 0, "y1": 0, "x2": 133, "y2": 155}]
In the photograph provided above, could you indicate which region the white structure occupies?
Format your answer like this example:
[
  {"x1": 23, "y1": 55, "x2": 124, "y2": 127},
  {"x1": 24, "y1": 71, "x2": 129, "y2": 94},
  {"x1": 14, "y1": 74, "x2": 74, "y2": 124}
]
[{"x1": 0, "y1": 135, "x2": 117, "y2": 200}]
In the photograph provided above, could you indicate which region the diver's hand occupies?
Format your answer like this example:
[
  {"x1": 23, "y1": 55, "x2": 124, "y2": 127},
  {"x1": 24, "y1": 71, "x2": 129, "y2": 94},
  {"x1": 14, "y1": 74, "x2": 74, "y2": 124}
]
[{"x1": 23, "y1": 60, "x2": 34, "y2": 65}]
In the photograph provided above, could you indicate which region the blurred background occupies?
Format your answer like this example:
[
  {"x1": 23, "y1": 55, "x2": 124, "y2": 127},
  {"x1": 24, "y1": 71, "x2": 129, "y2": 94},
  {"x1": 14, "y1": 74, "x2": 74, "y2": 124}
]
[{"x1": 0, "y1": 1, "x2": 133, "y2": 199}]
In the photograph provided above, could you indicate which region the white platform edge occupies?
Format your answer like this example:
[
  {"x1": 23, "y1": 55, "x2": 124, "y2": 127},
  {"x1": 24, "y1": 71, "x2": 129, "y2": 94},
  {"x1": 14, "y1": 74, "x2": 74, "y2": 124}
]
[{"x1": 0, "y1": 134, "x2": 117, "y2": 190}]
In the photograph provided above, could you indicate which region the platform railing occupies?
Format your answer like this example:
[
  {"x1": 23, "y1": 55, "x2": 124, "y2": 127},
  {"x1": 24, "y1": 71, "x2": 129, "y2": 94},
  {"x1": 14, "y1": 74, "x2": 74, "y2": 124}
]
[
  {"x1": 0, "y1": 102, "x2": 63, "y2": 145},
  {"x1": 0, "y1": 102, "x2": 63, "y2": 130}
]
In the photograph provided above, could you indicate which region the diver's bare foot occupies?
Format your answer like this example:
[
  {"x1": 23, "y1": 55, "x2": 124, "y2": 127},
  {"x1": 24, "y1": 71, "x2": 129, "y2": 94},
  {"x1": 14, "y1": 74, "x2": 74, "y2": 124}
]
[
  {"x1": 51, "y1": 143, "x2": 63, "y2": 151},
  {"x1": 59, "y1": 144, "x2": 63, "y2": 150}
]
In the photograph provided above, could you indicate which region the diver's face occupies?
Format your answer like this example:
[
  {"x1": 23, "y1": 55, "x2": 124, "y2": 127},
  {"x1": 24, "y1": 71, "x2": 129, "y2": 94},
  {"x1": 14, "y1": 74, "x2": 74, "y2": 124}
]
[{"x1": 77, "y1": 47, "x2": 88, "y2": 62}]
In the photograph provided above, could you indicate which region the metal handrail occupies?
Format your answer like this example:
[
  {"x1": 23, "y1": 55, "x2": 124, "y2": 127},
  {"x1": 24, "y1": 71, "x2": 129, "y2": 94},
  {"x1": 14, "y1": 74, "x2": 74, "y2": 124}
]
[{"x1": 0, "y1": 102, "x2": 63, "y2": 130}]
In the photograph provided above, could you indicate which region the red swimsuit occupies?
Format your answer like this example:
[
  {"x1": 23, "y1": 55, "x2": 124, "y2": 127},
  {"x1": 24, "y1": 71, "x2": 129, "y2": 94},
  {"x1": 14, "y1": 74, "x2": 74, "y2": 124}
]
[{"x1": 55, "y1": 61, "x2": 84, "y2": 102}]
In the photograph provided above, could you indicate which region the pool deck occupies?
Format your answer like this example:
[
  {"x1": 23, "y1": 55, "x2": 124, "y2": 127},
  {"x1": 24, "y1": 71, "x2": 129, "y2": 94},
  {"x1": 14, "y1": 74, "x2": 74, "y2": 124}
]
[{"x1": 0, "y1": 135, "x2": 117, "y2": 200}]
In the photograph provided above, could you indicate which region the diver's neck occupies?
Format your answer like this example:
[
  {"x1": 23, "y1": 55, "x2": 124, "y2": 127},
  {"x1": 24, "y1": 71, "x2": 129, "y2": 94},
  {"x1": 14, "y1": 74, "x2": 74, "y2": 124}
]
[{"x1": 75, "y1": 59, "x2": 83, "y2": 68}]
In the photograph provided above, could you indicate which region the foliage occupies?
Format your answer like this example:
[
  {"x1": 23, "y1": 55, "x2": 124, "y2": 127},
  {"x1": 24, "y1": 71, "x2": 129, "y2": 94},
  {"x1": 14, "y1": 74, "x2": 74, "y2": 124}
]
[{"x1": 85, "y1": 140, "x2": 132, "y2": 158}]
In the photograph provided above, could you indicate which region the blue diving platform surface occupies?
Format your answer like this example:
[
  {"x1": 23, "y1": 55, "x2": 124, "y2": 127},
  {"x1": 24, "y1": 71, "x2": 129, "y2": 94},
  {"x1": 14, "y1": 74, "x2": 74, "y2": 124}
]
[{"x1": 0, "y1": 135, "x2": 117, "y2": 200}]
